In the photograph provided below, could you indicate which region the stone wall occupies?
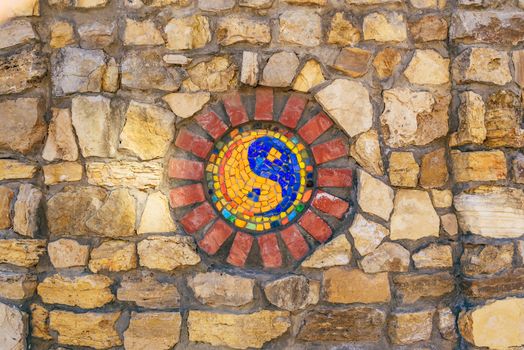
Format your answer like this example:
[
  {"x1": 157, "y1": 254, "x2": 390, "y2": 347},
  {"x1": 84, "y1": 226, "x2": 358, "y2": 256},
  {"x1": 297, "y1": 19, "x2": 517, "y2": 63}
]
[{"x1": 1, "y1": 0, "x2": 524, "y2": 349}]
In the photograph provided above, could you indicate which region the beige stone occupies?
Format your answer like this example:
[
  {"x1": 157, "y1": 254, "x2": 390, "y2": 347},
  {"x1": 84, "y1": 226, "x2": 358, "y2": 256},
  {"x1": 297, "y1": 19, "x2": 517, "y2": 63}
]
[
  {"x1": 462, "y1": 243, "x2": 513, "y2": 276},
  {"x1": 188, "y1": 272, "x2": 255, "y2": 307},
  {"x1": 138, "y1": 235, "x2": 200, "y2": 271},
  {"x1": 350, "y1": 130, "x2": 384, "y2": 176},
  {"x1": 199, "y1": 0, "x2": 235, "y2": 11},
  {"x1": 0, "y1": 186, "x2": 14, "y2": 229},
  {"x1": 38, "y1": 274, "x2": 114, "y2": 308},
  {"x1": 451, "y1": 150, "x2": 507, "y2": 182},
  {"x1": 75, "y1": 0, "x2": 109, "y2": 7},
  {"x1": 285, "y1": 0, "x2": 326, "y2": 4},
  {"x1": 388, "y1": 309, "x2": 434, "y2": 345},
  {"x1": 452, "y1": 47, "x2": 512, "y2": 86},
  {"x1": 0, "y1": 20, "x2": 37, "y2": 50},
  {"x1": 50, "y1": 21, "x2": 75, "y2": 48},
  {"x1": 454, "y1": 186, "x2": 524, "y2": 239},
  {"x1": 360, "y1": 242, "x2": 410, "y2": 273},
  {"x1": 438, "y1": 307, "x2": 457, "y2": 341},
  {"x1": 363, "y1": 12, "x2": 407, "y2": 42},
  {"x1": 349, "y1": 214, "x2": 389, "y2": 256},
  {"x1": 119, "y1": 101, "x2": 175, "y2": 160},
  {"x1": 420, "y1": 148, "x2": 448, "y2": 188},
  {"x1": 48, "y1": 239, "x2": 89, "y2": 268},
  {"x1": 260, "y1": 51, "x2": 299, "y2": 88},
  {"x1": 217, "y1": 17, "x2": 271, "y2": 46},
  {"x1": 117, "y1": 272, "x2": 180, "y2": 309},
  {"x1": 72, "y1": 95, "x2": 117, "y2": 158},
  {"x1": 124, "y1": 19, "x2": 164, "y2": 46},
  {"x1": 373, "y1": 47, "x2": 402, "y2": 79},
  {"x1": 292, "y1": 60, "x2": 325, "y2": 93},
  {"x1": 404, "y1": 49, "x2": 450, "y2": 85},
  {"x1": 0, "y1": 160, "x2": 38, "y2": 181},
  {"x1": 381, "y1": 88, "x2": 449, "y2": 147},
  {"x1": 301, "y1": 234, "x2": 352, "y2": 268},
  {"x1": 138, "y1": 192, "x2": 177, "y2": 234},
  {"x1": 86, "y1": 160, "x2": 163, "y2": 189},
  {"x1": 13, "y1": 184, "x2": 42, "y2": 238},
  {"x1": 89, "y1": 240, "x2": 137, "y2": 273},
  {"x1": 514, "y1": 154, "x2": 524, "y2": 184},
  {"x1": 484, "y1": 90, "x2": 524, "y2": 148},
  {"x1": 410, "y1": 15, "x2": 448, "y2": 42},
  {"x1": 0, "y1": 97, "x2": 46, "y2": 155},
  {"x1": 165, "y1": 15, "x2": 210, "y2": 50},
  {"x1": 357, "y1": 170, "x2": 394, "y2": 221},
  {"x1": 449, "y1": 91, "x2": 486, "y2": 147},
  {"x1": 332, "y1": 47, "x2": 372, "y2": 78},
  {"x1": 410, "y1": 0, "x2": 445, "y2": 8},
  {"x1": 264, "y1": 275, "x2": 319, "y2": 311},
  {"x1": 413, "y1": 244, "x2": 453, "y2": 269},
  {"x1": 324, "y1": 267, "x2": 390, "y2": 304},
  {"x1": 121, "y1": 50, "x2": 180, "y2": 91},
  {"x1": 0, "y1": 239, "x2": 46, "y2": 267},
  {"x1": 0, "y1": 49, "x2": 46, "y2": 95},
  {"x1": 241, "y1": 51, "x2": 259, "y2": 86},
  {"x1": 0, "y1": 269, "x2": 37, "y2": 300},
  {"x1": 514, "y1": 50, "x2": 524, "y2": 88},
  {"x1": 347, "y1": 0, "x2": 399, "y2": 3},
  {"x1": 390, "y1": 189, "x2": 439, "y2": 240},
  {"x1": 49, "y1": 310, "x2": 122, "y2": 349},
  {"x1": 388, "y1": 152, "x2": 419, "y2": 187},
  {"x1": 431, "y1": 189, "x2": 453, "y2": 208},
  {"x1": 85, "y1": 188, "x2": 136, "y2": 237},
  {"x1": 239, "y1": 0, "x2": 274, "y2": 8},
  {"x1": 441, "y1": 213, "x2": 458, "y2": 236},
  {"x1": 43, "y1": 162, "x2": 83, "y2": 185},
  {"x1": 184, "y1": 56, "x2": 237, "y2": 92},
  {"x1": 163, "y1": 92, "x2": 210, "y2": 119},
  {"x1": 394, "y1": 272, "x2": 454, "y2": 304},
  {"x1": 30, "y1": 304, "x2": 51, "y2": 340},
  {"x1": 459, "y1": 298, "x2": 524, "y2": 349},
  {"x1": 124, "y1": 312, "x2": 181, "y2": 350},
  {"x1": 78, "y1": 22, "x2": 115, "y2": 48},
  {"x1": 163, "y1": 54, "x2": 191, "y2": 65},
  {"x1": 42, "y1": 108, "x2": 79, "y2": 161},
  {"x1": 315, "y1": 79, "x2": 373, "y2": 137},
  {"x1": 0, "y1": 303, "x2": 27, "y2": 350},
  {"x1": 279, "y1": 10, "x2": 321, "y2": 47},
  {"x1": 327, "y1": 13, "x2": 360, "y2": 46},
  {"x1": 188, "y1": 310, "x2": 290, "y2": 349}
]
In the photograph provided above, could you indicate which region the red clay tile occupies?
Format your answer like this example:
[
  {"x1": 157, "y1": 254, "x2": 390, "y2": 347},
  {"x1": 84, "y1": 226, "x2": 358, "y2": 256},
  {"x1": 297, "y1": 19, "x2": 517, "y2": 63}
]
[
  {"x1": 312, "y1": 190, "x2": 349, "y2": 219},
  {"x1": 180, "y1": 202, "x2": 216, "y2": 234},
  {"x1": 255, "y1": 88, "x2": 273, "y2": 121},
  {"x1": 317, "y1": 168, "x2": 353, "y2": 187},
  {"x1": 194, "y1": 110, "x2": 228, "y2": 140},
  {"x1": 227, "y1": 232, "x2": 254, "y2": 267},
  {"x1": 168, "y1": 158, "x2": 204, "y2": 180},
  {"x1": 280, "y1": 225, "x2": 309, "y2": 260},
  {"x1": 298, "y1": 210, "x2": 332, "y2": 243},
  {"x1": 279, "y1": 94, "x2": 307, "y2": 129},
  {"x1": 169, "y1": 184, "x2": 205, "y2": 208},
  {"x1": 175, "y1": 129, "x2": 213, "y2": 159},
  {"x1": 223, "y1": 92, "x2": 249, "y2": 126},
  {"x1": 258, "y1": 233, "x2": 282, "y2": 268},
  {"x1": 311, "y1": 138, "x2": 348, "y2": 164},
  {"x1": 298, "y1": 112, "x2": 333, "y2": 144},
  {"x1": 198, "y1": 219, "x2": 234, "y2": 255}
]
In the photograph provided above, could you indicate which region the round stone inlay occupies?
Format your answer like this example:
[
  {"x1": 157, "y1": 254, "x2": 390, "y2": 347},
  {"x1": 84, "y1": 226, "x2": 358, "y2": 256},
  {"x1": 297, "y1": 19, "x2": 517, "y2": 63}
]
[{"x1": 205, "y1": 124, "x2": 314, "y2": 232}]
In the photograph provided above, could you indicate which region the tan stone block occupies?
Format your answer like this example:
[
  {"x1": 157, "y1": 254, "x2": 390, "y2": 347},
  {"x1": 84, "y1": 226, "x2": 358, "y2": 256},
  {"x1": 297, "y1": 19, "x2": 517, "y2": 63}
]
[
  {"x1": 121, "y1": 50, "x2": 180, "y2": 91},
  {"x1": 350, "y1": 130, "x2": 384, "y2": 176},
  {"x1": 188, "y1": 272, "x2": 255, "y2": 307},
  {"x1": 431, "y1": 189, "x2": 452, "y2": 208},
  {"x1": 363, "y1": 12, "x2": 407, "y2": 42},
  {"x1": 332, "y1": 47, "x2": 372, "y2": 78},
  {"x1": 360, "y1": 242, "x2": 410, "y2": 273},
  {"x1": 409, "y1": 15, "x2": 448, "y2": 42},
  {"x1": 117, "y1": 272, "x2": 180, "y2": 309},
  {"x1": 514, "y1": 50, "x2": 524, "y2": 88},
  {"x1": 165, "y1": 15, "x2": 210, "y2": 50},
  {"x1": 452, "y1": 47, "x2": 512, "y2": 85},
  {"x1": 301, "y1": 234, "x2": 352, "y2": 269},
  {"x1": 85, "y1": 188, "x2": 136, "y2": 237},
  {"x1": 0, "y1": 269, "x2": 37, "y2": 300},
  {"x1": 484, "y1": 90, "x2": 524, "y2": 148},
  {"x1": 292, "y1": 59, "x2": 325, "y2": 93},
  {"x1": 420, "y1": 148, "x2": 448, "y2": 188},
  {"x1": 404, "y1": 49, "x2": 450, "y2": 85},
  {"x1": 217, "y1": 16, "x2": 271, "y2": 46},
  {"x1": 138, "y1": 192, "x2": 177, "y2": 234},
  {"x1": 260, "y1": 51, "x2": 299, "y2": 88},
  {"x1": 0, "y1": 239, "x2": 46, "y2": 267},
  {"x1": 124, "y1": 312, "x2": 181, "y2": 350},
  {"x1": 240, "y1": 51, "x2": 259, "y2": 86},
  {"x1": 461, "y1": 243, "x2": 513, "y2": 277},
  {"x1": 137, "y1": 235, "x2": 200, "y2": 271},
  {"x1": 393, "y1": 272, "x2": 454, "y2": 304},
  {"x1": 0, "y1": 20, "x2": 37, "y2": 50},
  {"x1": 0, "y1": 303, "x2": 27, "y2": 350},
  {"x1": 0, "y1": 160, "x2": 38, "y2": 181},
  {"x1": 279, "y1": 9, "x2": 321, "y2": 47},
  {"x1": 324, "y1": 267, "x2": 390, "y2": 304},
  {"x1": 388, "y1": 152, "x2": 419, "y2": 187},
  {"x1": 124, "y1": 19, "x2": 164, "y2": 46},
  {"x1": 30, "y1": 304, "x2": 51, "y2": 340},
  {"x1": 357, "y1": 170, "x2": 394, "y2": 221},
  {"x1": 441, "y1": 213, "x2": 458, "y2": 236},
  {"x1": 412, "y1": 243, "x2": 453, "y2": 269},
  {"x1": 48, "y1": 239, "x2": 89, "y2": 268},
  {"x1": 43, "y1": 162, "x2": 83, "y2": 185},
  {"x1": 86, "y1": 160, "x2": 163, "y2": 189},
  {"x1": 50, "y1": 21, "x2": 75, "y2": 48},
  {"x1": 449, "y1": 91, "x2": 486, "y2": 147},
  {"x1": 264, "y1": 275, "x2": 319, "y2": 311},
  {"x1": 42, "y1": 108, "x2": 79, "y2": 161},
  {"x1": 13, "y1": 184, "x2": 42, "y2": 237},
  {"x1": 390, "y1": 189, "x2": 439, "y2": 240},
  {"x1": 89, "y1": 240, "x2": 137, "y2": 273},
  {"x1": 373, "y1": 47, "x2": 401, "y2": 79},
  {"x1": 327, "y1": 12, "x2": 360, "y2": 46},
  {"x1": 0, "y1": 186, "x2": 14, "y2": 229},
  {"x1": 451, "y1": 150, "x2": 507, "y2": 182},
  {"x1": 388, "y1": 309, "x2": 434, "y2": 345},
  {"x1": 349, "y1": 214, "x2": 389, "y2": 256},
  {"x1": 184, "y1": 56, "x2": 237, "y2": 92},
  {"x1": 163, "y1": 92, "x2": 210, "y2": 119}
]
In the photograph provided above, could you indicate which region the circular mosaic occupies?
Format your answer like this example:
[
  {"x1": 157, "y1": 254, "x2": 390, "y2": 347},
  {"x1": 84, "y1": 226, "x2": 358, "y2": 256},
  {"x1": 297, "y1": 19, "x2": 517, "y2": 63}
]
[
  {"x1": 170, "y1": 89, "x2": 353, "y2": 269},
  {"x1": 206, "y1": 125, "x2": 314, "y2": 232}
]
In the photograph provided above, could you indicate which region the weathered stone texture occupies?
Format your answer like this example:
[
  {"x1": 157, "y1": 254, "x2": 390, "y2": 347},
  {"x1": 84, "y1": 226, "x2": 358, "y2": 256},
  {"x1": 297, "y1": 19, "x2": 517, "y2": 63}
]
[
  {"x1": 117, "y1": 272, "x2": 180, "y2": 309},
  {"x1": 188, "y1": 272, "x2": 255, "y2": 307},
  {"x1": 452, "y1": 48, "x2": 512, "y2": 86},
  {"x1": 388, "y1": 152, "x2": 419, "y2": 188},
  {"x1": 462, "y1": 243, "x2": 513, "y2": 276},
  {"x1": 137, "y1": 235, "x2": 201, "y2": 271},
  {"x1": 124, "y1": 312, "x2": 181, "y2": 350},
  {"x1": 184, "y1": 56, "x2": 237, "y2": 92},
  {"x1": 360, "y1": 242, "x2": 410, "y2": 273},
  {"x1": 89, "y1": 240, "x2": 137, "y2": 273},
  {"x1": 218, "y1": 17, "x2": 271, "y2": 46},
  {"x1": 85, "y1": 189, "x2": 136, "y2": 237},
  {"x1": 0, "y1": 50, "x2": 46, "y2": 95},
  {"x1": 449, "y1": 91, "x2": 486, "y2": 147},
  {"x1": 121, "y1": 50, "x2": 180, "y2": 91},
  {"x1": 451, "y1": 150, "x2": 507, "y2": 182},
  {"x1": 261, "y1": 51, "x2": 299, "y2": 88},
  {"x1": 393, "y1": 273, "x2": 454, "y2": 304},
  {"x1": 0, "y1": 269, "x2": 37, "y2": 300},
  {"x1": 48, "y1": 239, "x2": 89, "y2": 268},
  {"x1": 264, "y1": 275, "x2": 319, "y2": 311},
  {"x1": 0, "y1": 303, "x2": 27, "y2": 350},
  {"x1": 412, "y1": 244, "x2": 453, "y2": 269},
  {"x1": 451, "y1": 11, "x2": 524, "y2": 45},
  {"x1": 0, "y1": 160, "x2": 37, "y2": 181},
  {"x1": 350, "y1": 130, "x2": 384, "y2": 176},
  {"x1": 43, "y1": 108, "x2": 79, "y2": 161},
  {"x1": 363, "y1": 12, "x2": 407, "y2": 42},
  {"x1": 0, "y1": 20, "x2": 37, "y2": 50},
  {"x1": 0, "y1": 239, "x2": 46, "y2": 267},
  {"x1": 404, "y1": 49, "x2": 450, "y2": 85},
  {"x1": 390, "y1": 190, "x2": 439, "y2": 240},
  {"x1": 165, "y1": 15, "x2": 210, "y2": 50},
  {"x1": 0, "y1": 186, "x2": 14, "y2": 229},
  {"x1": 324, "y1": 267, "x2": 390, "y2": 304},
  {"x1": 349, "y1": 214, "x2": 389, "y2": 256},
  {"x1": 357, "y1": 170, "x2": 394, "y2": 221},
  {"x1": 388, "y1": 309, "x2": 434, "y2": 345},
  {"x1": 13, "y1": 184, "x2": 42, "y2": 237},
  {"x1": 86, "y1": 160, "x2": 163, "y2": 189},
  {"x1": 484, "y1": 90, "x2": 524, "y2": 148},
  {"x1": 301, "y1": 234, "x2": 352, "y2": 268}
]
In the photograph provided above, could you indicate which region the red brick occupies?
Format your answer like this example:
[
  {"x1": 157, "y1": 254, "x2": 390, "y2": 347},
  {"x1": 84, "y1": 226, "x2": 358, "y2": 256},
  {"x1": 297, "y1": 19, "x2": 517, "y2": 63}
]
[
  {"x1": 169, "y1": 184, "x2": 205, "y2": 208},
  {"x1": 223, "y1": 92, "x2": 249, "y2": 126},
  {"x1": 298, "y1": 112, "x2": 333, "y2": 144},
  {"x1": 198, "y1": 219, "x2": 234, "y2": 255},
  {"x1": 311, "y1": 138, "x2": 348, "y2": 164},
  {"x1": 175, "y1": 129, "x2": 213, "y2": 159},
  {"x1": 318, "y1": 168, "x2": 353, "y2": 187},
  {"x1": 279, "y1": 94, "x2": 307, "y2": 129},
  {"x1": 280, "y1": 225, "x2": 309, "y2": 260},
  {"x1": 194, "y1": 110, "x2": 228, "y2": 140},
  {"x1": 168, "y1": 158, "x2": 204, "y2": 180},
  {"x1": 180, "y1": 202, "x2": 216, "y2": 234},
  {"x1": 298, "y1": 210, "x2": 332, "y2": 243},
  {"x1": 312, "y1": 190, "x2": 349, "y2": 219},
  {"x1": 255, "y1": 88, "x2": 273, "y2": 121},
  {"x1": 227, "y1": 232, "x2": 254, "y2": 267},
  {"x1": 258, "y1": 233, "x2": 282, "y2": 268}
]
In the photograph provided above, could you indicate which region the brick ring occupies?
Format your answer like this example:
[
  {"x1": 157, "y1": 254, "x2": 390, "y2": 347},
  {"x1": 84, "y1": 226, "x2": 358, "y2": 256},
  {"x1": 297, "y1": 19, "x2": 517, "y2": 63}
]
[{"x1": 169, "y1": 89, "x2": 353, "y2": 269}]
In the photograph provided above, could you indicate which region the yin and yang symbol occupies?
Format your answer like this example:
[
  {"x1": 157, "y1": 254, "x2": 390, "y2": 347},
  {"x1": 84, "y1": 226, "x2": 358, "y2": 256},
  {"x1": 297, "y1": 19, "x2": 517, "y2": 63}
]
[{"x1": 205, "y1": 124, "x2": 315, "y2": 233}]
